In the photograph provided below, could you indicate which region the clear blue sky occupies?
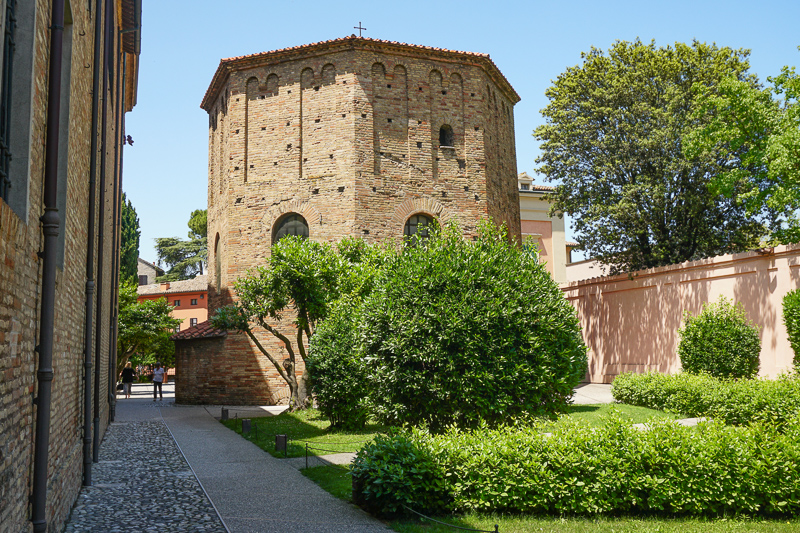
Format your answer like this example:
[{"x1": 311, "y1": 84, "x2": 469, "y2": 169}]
[{"x1": 124, "y1": 0, "x2": 800, "y2": 263}]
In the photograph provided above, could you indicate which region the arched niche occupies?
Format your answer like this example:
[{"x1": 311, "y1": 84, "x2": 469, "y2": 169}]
[
  {"x1": 321, "y1": 64, "x2": 336, "y2": 86},
  {"x1": 272, "y1": 213, "x2": 310, "y2": 243}
]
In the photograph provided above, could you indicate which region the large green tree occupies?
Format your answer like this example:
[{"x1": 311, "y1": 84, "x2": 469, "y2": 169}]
[
  {"x1": 155, "y1": 208, "x2": 208, "y2": 281},
  {"x1": 120, "y1": 192, "x2": 140, "y2": 282},
  {"x1": 686, "y1": 49, "x2": 800, "y2": 243},
  {"x1": 359, "y1": 221, "x2": 587, "y2": 431},
  {"x1": 212, "y1": 236, "x2": 384, "y2": 410},
  {"x1": 535, "y1": 40, "x2": 767, "y2": 274},
  {"x1": 116, "y1": 278, "x2": 181, "y2": 381}
]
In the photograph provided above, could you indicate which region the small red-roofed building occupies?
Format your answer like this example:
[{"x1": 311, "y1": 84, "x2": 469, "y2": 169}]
[
  {"x1": 171, "y1": 321, "x2": 229, "y2": 403},
  {"x1": 137, "y1": 275, "x2": 209, "y2": 333}
]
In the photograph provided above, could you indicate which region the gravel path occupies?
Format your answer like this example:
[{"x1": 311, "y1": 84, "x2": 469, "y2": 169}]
[{"x1": 63, "y1": 418, "x2": 226, "y2": 533}]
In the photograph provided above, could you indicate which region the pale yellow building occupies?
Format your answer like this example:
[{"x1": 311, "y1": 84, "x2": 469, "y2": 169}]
[{"x1": 517, "y1": 172, "x2": 569, "y2": 283}]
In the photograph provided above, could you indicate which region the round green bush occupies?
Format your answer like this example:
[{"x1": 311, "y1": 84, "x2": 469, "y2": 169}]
[
  {"x1": 361, "y1": 221, "x2": 588, "y2": 431},
  {"x1": 783, "y1": 288, "x2": 800, "y2": 372},
  {"x1": 678, "y1": 297, "x2": 761, "y2": 379},
  {"x1": 307, "y1": 297, "x2": 371, "y2": 429},
  {"x1": 351, "y1": 431, "x2": 453, "y2": 516}
]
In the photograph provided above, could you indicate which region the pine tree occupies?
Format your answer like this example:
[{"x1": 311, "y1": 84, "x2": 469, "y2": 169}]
[{"x1": 120, "y1": 192, "x2": 140, "y2": 282}]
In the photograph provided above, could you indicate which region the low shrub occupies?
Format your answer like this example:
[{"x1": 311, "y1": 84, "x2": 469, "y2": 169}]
[
  {"x1": 611, "y1": 372, "x2": 800, "y2": 426},
  {"x1": 783, "y1": 289, "x2": 800, "y2": 371},
  {"x1": 678, "y1": 297, "x2": 761, "y2": 379},
  {"x1": 352, "y1": 415, "x2": 800, "y2": 517},
  {"x1": 307, "y1": 298, "x2": 371, "y2": 429},
  {"x1": 351, "y1": 432, "x2": 454, "y2": 516}
]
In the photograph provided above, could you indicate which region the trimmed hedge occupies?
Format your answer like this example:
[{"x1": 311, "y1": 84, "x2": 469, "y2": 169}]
[
  {"x1": 783, "y1": 288, "x2": 800, "y2": 371},
  {"x1": 611, "y1": 372, "x2": 800, "y2": 426},
  {"x1": 678, "y1": 297, "x2": 761, "y2": 379},
  {"x1": 352, "y1": 415, "x2": 800, "y2": 517}
]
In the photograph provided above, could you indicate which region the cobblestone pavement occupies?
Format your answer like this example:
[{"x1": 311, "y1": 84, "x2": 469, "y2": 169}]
[{"x1": 63, "y1": 417, "x2": 226, "y2": 533}]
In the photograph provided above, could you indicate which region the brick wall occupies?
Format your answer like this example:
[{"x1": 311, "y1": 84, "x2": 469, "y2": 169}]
[
  {"x1": 183, "y1": 38, "x2": 521, "y2": 405},
  {"x1": 0, "y1": 1, "x2": 137, "y2": 531},
  {"x1": 0, "y1": 195, "x2": 37, "y2": 531}
]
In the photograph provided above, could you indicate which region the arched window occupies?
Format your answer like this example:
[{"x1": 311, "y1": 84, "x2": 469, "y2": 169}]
[
  {"x1": 439, "y1": 124, "x2": 454, "y2": 147},
  {"x1": 273, "y1": 213, "x2": 309, "y2": 243},
  {"x1": 404, "y1": 214, "x2": 434, "y2": 245}
]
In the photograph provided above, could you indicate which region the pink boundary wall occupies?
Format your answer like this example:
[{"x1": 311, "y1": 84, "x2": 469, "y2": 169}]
[{"x1": 561, "y1": 244, "x2": 800, "y2": 383}]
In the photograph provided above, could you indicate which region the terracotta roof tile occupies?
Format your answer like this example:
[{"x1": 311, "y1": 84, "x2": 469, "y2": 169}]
[
  {"x1": 519, "y1": 184, "x2": 555, "y2": 193},
  {"x1": 201, "y1": 35, "x2": 519, "y2": 111},
  {"x1": 137, "y1": 275, "x2": 208, "y2": 296},
  {"x1": 137, "y1": 257, "x2": 164, "y2": 276},
  {"x1": 219, "y1": 35, "x2": 490, "y2": 63},
  {"x1": 171, "y1": 320, "x2": 227, "y2": 341}
]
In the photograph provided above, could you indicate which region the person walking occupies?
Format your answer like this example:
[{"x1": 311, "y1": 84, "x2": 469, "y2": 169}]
[
  {"x1": 121, "y1": 362, "x2": 136, "y2": 399},
  {"x1": 152, "y1": 362, "x2": 165, "y2": 401}
]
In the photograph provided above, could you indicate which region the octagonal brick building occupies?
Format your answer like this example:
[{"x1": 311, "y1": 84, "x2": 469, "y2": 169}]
[{"x1": 182, "y1": 36, "x2": 522, "y2": 405}]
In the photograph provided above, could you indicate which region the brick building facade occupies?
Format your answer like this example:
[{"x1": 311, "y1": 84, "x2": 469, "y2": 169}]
[
  {"x1": 175, "y1": 36, "x2": 522, "y2": 405},
  {"x1": 0, "y1": 1, "x2": 141, "y2": 531}
]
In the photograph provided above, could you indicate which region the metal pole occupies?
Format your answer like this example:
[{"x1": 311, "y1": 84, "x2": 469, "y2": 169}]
[
  {"x1": 82, "y1": 0, "x2": 104, "y2": 487},
  {"x1": 107, "y1": 31, "x2": 123, "y2": 422},
  {"x1": 31, "y1": 0, "x2": 65, "y2": 530},
  {"x1": 93, "y1": 0, "x2": 112, "y2": 462}
]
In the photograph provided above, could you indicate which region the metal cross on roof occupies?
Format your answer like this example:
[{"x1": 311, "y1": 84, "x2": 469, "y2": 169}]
[{"x1": 354, "y1": 22, "x2": 367, "y2": 37}]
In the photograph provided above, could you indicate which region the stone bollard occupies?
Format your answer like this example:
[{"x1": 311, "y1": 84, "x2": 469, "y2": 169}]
[{"x1": 275, "y1": 434, "x2": 287, "y2": 456}]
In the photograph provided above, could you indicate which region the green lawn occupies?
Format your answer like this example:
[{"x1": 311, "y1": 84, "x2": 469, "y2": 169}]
[
  {"x1": 219, "y1": 404, "x2": 680, "y2": 458},
  {"x1": 219, "y1": 408, "x2": 390, "y2": 458},
  {"x1": 554, "y1": 403, "x2": 682, "y2": 428},
  {"x1": 302, "y1": 464, "x2": 352, "y2": 500},
  {"x1": 387, "y1": 514, "x2": 800, "y2": 532}
]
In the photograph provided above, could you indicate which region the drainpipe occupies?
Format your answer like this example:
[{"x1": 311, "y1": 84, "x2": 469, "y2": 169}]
[
  {"x1": 82, "y1": 0, "x2": 104, "y2": 486},
  {"x1": 108, "y1": 32, "x2": 123, "y2": 422},
  {"x1": 92, "y1": 0, "x2": 112, "y2": 462},
  {"x1": 31, "y1": 0, "x2": 65, "y2": 531}
]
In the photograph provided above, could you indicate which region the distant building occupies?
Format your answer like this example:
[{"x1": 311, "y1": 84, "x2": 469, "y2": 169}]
[
  {"x1": 137, "y1": 257, "x2": 164, "y2": 285},
  {"x1": 138, "y1": 275, "x2": 209, "y2": 332},
  {"x1": 517, "y1": 172, "x2": 568, "y2": 283},
  {"x1": 565, "y1": 256, "x2": 607, "y2": 282},
  {"x1": 565, "y1": 241, "x2": 580, "y2": 265}
]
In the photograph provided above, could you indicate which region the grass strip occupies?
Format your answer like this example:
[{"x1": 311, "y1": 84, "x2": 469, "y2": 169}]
[
  {"x1": 219, "y1": 408, "x2": 390, "y2": 458},
  {"x1": 219, "y1": 405, "x2": 679, "y2": 458},
  {"x1": 298, "y1": 465, "x2": 800, "y2": 533},
  {"x1": 388, "y1": 515, "x2": 800, "y2": 533}
]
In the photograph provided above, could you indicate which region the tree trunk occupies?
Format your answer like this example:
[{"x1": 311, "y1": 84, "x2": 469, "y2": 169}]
[{"x1": 296, "y1": 368, "x2": 310, "y2": 408}]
